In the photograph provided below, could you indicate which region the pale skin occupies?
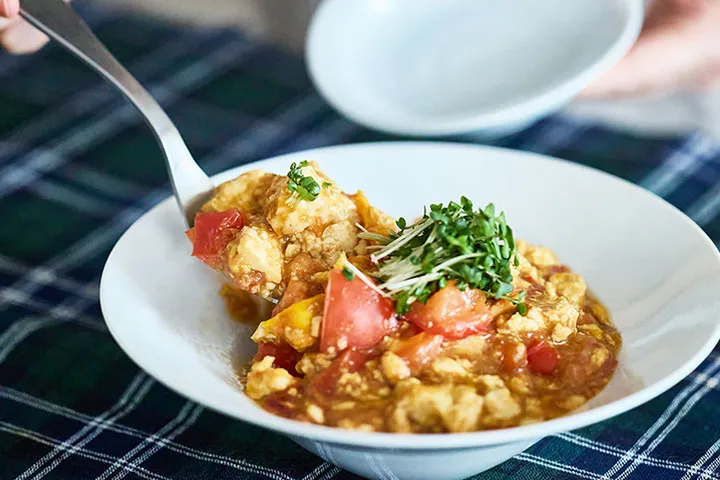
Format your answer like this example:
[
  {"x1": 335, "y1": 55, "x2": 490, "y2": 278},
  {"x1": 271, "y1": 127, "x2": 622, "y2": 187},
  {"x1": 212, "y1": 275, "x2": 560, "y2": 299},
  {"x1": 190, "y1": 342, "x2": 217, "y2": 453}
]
[{"x1": 1, "y1": 0, "x2": 719, "y2": 97}]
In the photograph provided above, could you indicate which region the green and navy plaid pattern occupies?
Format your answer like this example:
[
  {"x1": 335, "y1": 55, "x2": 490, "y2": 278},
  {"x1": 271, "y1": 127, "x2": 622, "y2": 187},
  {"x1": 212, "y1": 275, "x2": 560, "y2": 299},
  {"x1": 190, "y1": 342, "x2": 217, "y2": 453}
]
[{"x1": 0, "y1": 4, "x2": 719, "y2": 479}]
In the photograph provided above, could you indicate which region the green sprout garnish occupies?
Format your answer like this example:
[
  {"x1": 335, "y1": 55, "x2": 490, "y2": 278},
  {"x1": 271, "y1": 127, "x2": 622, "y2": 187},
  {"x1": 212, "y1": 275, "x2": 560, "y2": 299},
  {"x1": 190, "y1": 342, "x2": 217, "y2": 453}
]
[
  {"x1": 342, "y1": 267, "x2": 355, "y2": 281},
  {"x1": 360, "y1": 197, "x2": 526, "y2": 315},
  {"x1": 287, "y1": 161, "x2": 323, "y2": 201}
]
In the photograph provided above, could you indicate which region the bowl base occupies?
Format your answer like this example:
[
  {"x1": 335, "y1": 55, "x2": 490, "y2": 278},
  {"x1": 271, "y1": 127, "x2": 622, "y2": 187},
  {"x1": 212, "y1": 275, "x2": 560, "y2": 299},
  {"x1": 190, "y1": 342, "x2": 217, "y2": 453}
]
[{"x1": 291, "y1": 436, "x2": 540, "y2": 480}]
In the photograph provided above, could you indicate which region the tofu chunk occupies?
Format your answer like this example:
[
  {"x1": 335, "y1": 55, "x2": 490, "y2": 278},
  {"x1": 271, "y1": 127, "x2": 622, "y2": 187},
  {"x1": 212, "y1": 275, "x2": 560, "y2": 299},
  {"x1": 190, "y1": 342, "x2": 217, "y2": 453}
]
[
  {"x1": 202, "y1": 170, "x2": 278, "y2": 215},
  {"x1": 381, "y1": 352, "x2": 412, "y2": 384},
  {"x1": 549, "y1": 272, "x2": 587, "y2": 304},
  {"x1": 245, "y1": 356, "x2": 297, "y2": 400},
  {"x1": 389, "y1": 380, "x2": 484, "y2": 433},
  {"x1": 517, "y1": 240, "x2": 559, "y2": 267},
  {"x1": 497, "y1": 297, "x2": 579, "y2": 343},
  {"x1": 226, "y1": 225, "x2": 284, "y2": 298},
  {"x1": 482, "y1": 388, "x2": 521, "y2": 425},
  {"x1": 264, "y1": 161, "x2": 360, "y2": 237}
]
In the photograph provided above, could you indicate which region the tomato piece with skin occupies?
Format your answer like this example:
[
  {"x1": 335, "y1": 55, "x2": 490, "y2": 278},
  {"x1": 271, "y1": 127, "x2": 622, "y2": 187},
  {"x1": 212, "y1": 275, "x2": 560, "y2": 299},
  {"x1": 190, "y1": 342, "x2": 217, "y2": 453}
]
[
  {"x1": 526, "y1": 339, "x2": 559, "y2": 375},
  {"x1": 186, "y1": 209, "x2": 245, "y2": 270},
  {"x1": 405, "y1": 284, "x2": 491, "y2": 340},
  {"x1": 308, "y1": 349, "x2": 374, "y2": 397},
  {"x1": 255, "y1": 342, "x2": 303, "y2": 376},
  {"x1": 320, "y1": 269, "x2": 398, "y2": 353},
  {"x1": 397, "y1": 321, "x2": 423, "y2": 339},
  {"x1": 391, "y1": 332, "x2": 444, "y2": 375}
]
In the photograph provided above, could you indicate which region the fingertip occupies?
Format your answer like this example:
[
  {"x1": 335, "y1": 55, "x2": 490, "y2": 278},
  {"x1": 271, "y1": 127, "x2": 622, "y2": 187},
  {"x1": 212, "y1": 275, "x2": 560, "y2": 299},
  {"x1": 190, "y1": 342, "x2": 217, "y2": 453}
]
[
  {"x1": 1, "y1": 20, "x2": 49, "y2": 54},
  {"x1": 1, "y1": 0, "x2": 20, "y2": 18}
]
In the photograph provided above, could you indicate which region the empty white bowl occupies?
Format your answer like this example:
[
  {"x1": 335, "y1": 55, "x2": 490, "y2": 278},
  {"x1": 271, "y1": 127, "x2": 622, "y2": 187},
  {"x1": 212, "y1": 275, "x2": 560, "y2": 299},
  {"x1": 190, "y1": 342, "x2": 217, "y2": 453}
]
[
  {"x1": 100, "y1": 142, "x2": 720, "y2": 480},
  {"x1": 306, "y1": 0, "x2": 644, "y2": 136}
]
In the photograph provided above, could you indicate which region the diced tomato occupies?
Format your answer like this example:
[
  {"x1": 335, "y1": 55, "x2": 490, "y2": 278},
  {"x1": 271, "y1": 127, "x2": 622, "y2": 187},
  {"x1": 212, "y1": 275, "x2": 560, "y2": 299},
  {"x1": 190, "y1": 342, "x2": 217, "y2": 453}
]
[
  {"x1": 255, "y1": 342, "x2": 303, "y2": 376},
  {"x1": 308, "y1": 349, "x2": 373, "y2": 397},
  {"x1": 397, "y1": 321, "x2": 423, "y2": 339},
  {"x1": 391, "y1": 332, "x2": 444, "y2": 375},
  {"x1": 186, "y1": 209, "x2": 245, "y2": 270},
  {"x1": 526, "y1": 339, "x2": 559, "y2": 375},
  {"x1": 320, "y1": 269, "x2": 398, "y2": 353},
  {"x1": 405, "y1": 284, "x2": 491, "y2": 340}
]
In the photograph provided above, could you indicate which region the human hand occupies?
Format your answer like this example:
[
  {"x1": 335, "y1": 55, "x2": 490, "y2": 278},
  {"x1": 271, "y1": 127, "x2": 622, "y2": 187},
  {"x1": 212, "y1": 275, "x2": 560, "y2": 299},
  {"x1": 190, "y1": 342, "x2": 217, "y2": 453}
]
[
  {"x1": 582, "y1": 0, "x2": 720, "y2": 98},
  {"x1": 0, "y1": 0, "x2": 50, "y2": 54}
]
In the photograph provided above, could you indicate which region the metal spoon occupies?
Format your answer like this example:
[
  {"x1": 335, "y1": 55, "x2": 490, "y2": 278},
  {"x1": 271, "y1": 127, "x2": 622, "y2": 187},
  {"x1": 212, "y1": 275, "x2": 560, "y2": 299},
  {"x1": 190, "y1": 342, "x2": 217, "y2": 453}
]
[{"x1": 20, "y1": 0, "x2": 215, "y2": 227}]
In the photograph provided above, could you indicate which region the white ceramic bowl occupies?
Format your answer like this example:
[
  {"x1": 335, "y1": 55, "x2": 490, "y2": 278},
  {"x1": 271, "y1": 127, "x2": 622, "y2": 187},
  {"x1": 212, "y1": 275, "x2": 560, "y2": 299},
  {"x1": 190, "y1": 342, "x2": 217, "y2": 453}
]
[
  {"x1": 101, "y1": 142, "x2": 720, "y2": 480},
  {"x1": 306, "y1": 0, "x2": 644, "y2": 137}
]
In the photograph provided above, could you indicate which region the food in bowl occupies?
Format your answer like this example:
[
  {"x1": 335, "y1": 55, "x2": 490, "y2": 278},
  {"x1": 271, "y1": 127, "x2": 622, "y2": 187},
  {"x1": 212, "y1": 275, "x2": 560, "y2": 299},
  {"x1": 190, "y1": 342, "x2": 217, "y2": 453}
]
[{"x1": 185, "y1": 161, "x2": 621, "y2": 433}]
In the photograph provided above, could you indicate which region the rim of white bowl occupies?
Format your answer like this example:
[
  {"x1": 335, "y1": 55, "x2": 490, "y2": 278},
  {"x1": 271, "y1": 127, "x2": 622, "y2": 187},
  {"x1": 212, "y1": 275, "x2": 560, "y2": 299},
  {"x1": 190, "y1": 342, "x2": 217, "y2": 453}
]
[
  {"x1": 101, "y1": 141, "x2": 720, "y2": 450},
  {"x1": 306, "y1": 0, "x2": 645, "y2": 136}
]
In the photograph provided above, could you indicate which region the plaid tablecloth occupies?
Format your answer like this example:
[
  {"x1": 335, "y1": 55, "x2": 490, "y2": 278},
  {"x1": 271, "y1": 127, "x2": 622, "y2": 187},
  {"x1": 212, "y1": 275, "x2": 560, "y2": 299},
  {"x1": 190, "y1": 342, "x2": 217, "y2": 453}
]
[{"x1": 0, "y1": 4, "x2": 719, "y2": 480}]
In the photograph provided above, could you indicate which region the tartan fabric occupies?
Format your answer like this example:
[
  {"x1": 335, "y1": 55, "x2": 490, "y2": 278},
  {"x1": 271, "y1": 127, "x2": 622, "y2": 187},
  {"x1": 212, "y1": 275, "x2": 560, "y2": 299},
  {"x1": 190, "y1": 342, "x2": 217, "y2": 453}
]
[{"x1": 0, "y1": 4, "x2": 719, "y2": 479}]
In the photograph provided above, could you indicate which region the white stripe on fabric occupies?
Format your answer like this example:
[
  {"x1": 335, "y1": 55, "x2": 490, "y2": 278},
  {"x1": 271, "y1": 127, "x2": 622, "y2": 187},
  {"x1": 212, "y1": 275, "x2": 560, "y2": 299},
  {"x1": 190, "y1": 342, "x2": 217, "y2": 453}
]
[
  {"x1": 302, "y1": 462, "x2": 332, "y2": 480},
  {"x1": 0, "y1": 39, "x2": 255, "y2": 199},
  {"x1": 640, "y1": 133, "x2": 718, "y2": 197},
  {"x1": 316, "y1": 466, "x2": 341, "y2": 480},
  {"x1": 519, "y1": 116, "x2": 588, "y2": 154},
  {"x1": 0, "y1": 277, "x2": 102, "y2": 365},
  {"x1": 602, "y1": 355, "x2": 720, "y2": 479},
  {"x1": 2, "y1": 30, "x2": 220, "y2": 151},
  {"x1": 693, "y1": 371, "x2": 720, "y2": 391},
  {"x1": 0, "y1": 254, "x2": 97, "y2": 300},
  {"x1": 2, "y1": 38, "x2": 262, "y2": 318},
  {"x1": 202, "y1": 94, "x2": 326, "y2": 172},
  {"x1": 700, "y1": 449, "x2": 720, "y2": 480},
  {"x1": 0, "y1": 285, "x2": 105, "y2": 332},
  {"x1": 59, "y1": 164, "x2": 150, "y2": 199},
  {"x1": 4, "y1": 91, "x2": 339, "y2": 313},
  {"x1": 0, "y1": 387, "x2": 296, "y2": 480},
  {"x1": 0, "y1": 422, "x2": 170, "y2": 480},
  {"x1": 614, "y1": 370, "x2": 720, "y2": 480},
  {"x1": 516, "y1": 452, "x2": 600, "y2": 479},
  {"x1": 108, "y1": 405, "x2": 205, "y2": 480},
  {"x1": 16, "y1": 373, "x2": 153, "y2": 480},
  {"x1": 40, "y1": 190, "x2": 168, "y2": 274},
  {"x1": 0, "y1": 318, "x2": 59, "y2": 364},
  {"x1": 681, "y1": 436, "x2": 720, "y2": 480},
  {"x1": 686, "y1": 181, "x2": 720, "y2": 226},
  {"x1": 28, "y1": 178, "x2": 126, "y2": 216},
  {"x1": 559, "y1": 432, "x2": 720, "y2": 480},
  {"x1": 96, "y1": 402, "x2": 202, "y2": 480},
  {"x1": 282, "y1": 116, "x2": 359, "y2": 153}
]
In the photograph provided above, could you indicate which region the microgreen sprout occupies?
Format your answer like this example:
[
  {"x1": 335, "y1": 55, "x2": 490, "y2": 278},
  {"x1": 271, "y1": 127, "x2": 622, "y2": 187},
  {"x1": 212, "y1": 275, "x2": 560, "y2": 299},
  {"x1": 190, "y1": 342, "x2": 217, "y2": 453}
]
[
  {"x1": 287, "y1": 161, "x2": 323, "y2": 201},
  {"x1": 360, "y1": 197, "x2": 527, "y2": 314}
]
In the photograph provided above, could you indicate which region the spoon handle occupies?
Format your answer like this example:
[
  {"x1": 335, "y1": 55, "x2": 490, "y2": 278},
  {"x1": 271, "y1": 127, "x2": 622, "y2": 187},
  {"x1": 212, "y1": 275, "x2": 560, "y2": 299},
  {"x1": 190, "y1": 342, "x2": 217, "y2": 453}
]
[{"x1": 20, "y1": 0, "x2": 213, "y2": 226}]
